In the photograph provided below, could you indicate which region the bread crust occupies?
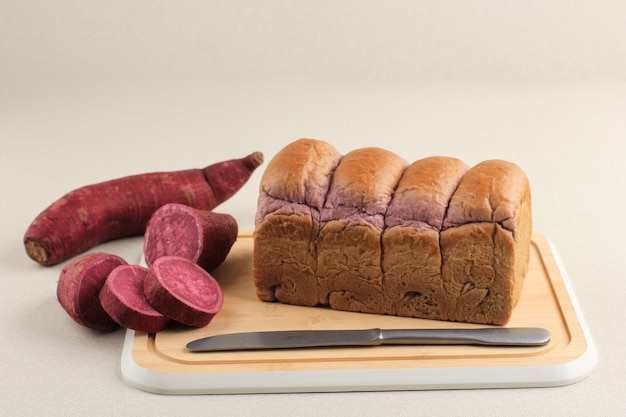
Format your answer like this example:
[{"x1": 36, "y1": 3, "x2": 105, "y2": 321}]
[
  {"x1": 323, "y1": 147, "x2": 408, "y2": 219},
  {"x1": 257, "y1": 138, "x2": 342, "y2": 213},
  {"x1": 443, "y1": 159, "x2": 530, "y2": 235}
]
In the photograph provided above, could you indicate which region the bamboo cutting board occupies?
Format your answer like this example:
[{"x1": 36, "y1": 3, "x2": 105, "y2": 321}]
[{"x1": 121, "y1": 231, "x2": 596, "y2": 394}]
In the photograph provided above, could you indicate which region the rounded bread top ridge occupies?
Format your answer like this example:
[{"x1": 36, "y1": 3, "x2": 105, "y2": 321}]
[
  {"x1": 258, "y1": 140, "x2": 530, "y2": 236},
  {"x1": 259, "y1": 138, "x2": 342, "y2": 209},
  {"x1": 323, "y1": 147, "x2": 408, "y2": 216},
  {"x1": 442, "y1": 159, "x2": 531, "y2": 233},
  {"x1": 386, "y1": 156, "x2": 469, "y2": 230}
]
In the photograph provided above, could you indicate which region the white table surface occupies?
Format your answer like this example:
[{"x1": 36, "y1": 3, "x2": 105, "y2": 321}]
[{"x1": 2, "y1": 1, "x2": 626, "y2": 416}]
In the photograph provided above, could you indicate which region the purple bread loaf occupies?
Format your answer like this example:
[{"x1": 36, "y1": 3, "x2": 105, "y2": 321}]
[{"x1": 253, "y1": 139, "x2": 532, "y2": 325}]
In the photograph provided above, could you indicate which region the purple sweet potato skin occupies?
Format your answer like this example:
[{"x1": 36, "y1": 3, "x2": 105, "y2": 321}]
[
  {"x1": 99, "y1": 265, "x2": 170, "y2": 333},
  {"x1": 56, "y1": 252, "x2": 127, "y2": 331},
  {"x1": 24, "y1": 152, "x2": 263, "y2": 266},
  {"x1": 203, "y1": 151, "x2": 264, "y2": 205},
  {"x1": 195, "y1": 210, "x2": 238, "y2": 271},
  {"x1": 143, "y1": 256, "x2": 223, "y2": 327},
  {"x1": 143, "y1": 204, "x2": 238, "y2": 271}
]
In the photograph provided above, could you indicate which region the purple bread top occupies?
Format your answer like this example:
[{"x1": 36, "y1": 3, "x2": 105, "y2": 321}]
[
  {"x1": 386, "y1": 156, "x2": 469, "y2": 231},
  {"x1": 442, "y1": 159, "x2": 530, "y2": 234},
  {"x1": 256, "y1": 139, "x2": 342, "y2": 226},
  {"x1": 256, "y1": 194, "x2": 316, "y2": 224},
  {"x1": 256, "y1": 140, "x2": 529, "y2": 236},
  {"x1": 321, "y1": 148, "x2": 407, "y2": 230}
]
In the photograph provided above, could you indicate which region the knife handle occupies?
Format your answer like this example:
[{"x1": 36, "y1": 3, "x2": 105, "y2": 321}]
[{"x1": 378, "y1": 327, "x2": 551, "y2": 347}]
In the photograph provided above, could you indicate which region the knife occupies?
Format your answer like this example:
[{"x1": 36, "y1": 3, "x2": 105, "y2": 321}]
[{"x1": 186, "y1": 327, "x2": 551, "y2": 352}]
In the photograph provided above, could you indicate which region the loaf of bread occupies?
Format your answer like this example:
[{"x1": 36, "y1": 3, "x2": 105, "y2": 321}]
[{"x1": 253, "y1": 139, "x2": 532, "y2": 325}]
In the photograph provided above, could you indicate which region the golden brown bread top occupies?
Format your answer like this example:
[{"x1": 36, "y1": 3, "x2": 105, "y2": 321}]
[
  {"x1": 442, "y1": 159, "x2": 531, "y2": 234},
  {"x1": 324, "y1": 147, "x2": 407, "y2": 214},
  {"x1": 259, "y1": 140, "x2": 530, "y2": 235},
  {"x1": 259, "y1": 139, "x2": 342, "y2": 208},
  {"x1": 386, "y1": 156, "x2": 469, "y2": 230}
]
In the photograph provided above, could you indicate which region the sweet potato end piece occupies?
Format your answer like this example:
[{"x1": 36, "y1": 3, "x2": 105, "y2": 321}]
[{"x1": 24, "y1": 238, "x2": 49, "y2": 265}]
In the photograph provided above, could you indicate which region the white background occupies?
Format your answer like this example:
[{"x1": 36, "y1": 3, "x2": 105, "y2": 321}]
[{"x1": 2, "y1": 1, "x2": 625, "y2": 416}]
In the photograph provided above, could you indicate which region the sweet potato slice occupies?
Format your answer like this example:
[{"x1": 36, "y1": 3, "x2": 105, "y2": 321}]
[
  {"x1": 99, "y1": 265, "x2": 170, "y2": 333},
  {"x1": 56, "y1": 252, "x2": 127, "y2": 331},
  {"x1": 143, "y1": 256, "x2": 223, "y2": 327},
  {"x1": 143, "y1": 204, "x2": 238, "y2": 271}
]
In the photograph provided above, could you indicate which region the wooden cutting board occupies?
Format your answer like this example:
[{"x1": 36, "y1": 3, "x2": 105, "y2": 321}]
[{"x1": 121, "y1": 231, "x2": 596, "y2": 394}]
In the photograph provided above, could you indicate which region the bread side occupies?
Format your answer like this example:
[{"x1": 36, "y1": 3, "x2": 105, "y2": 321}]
[
  {"x1": 440, "y1": 160, "x2": 532, "y2": 324},
  {"x1": 382, "y1": 156, "x2": 469, "y2": 320},
  {"x1": 253, "y1": 139, "x2": 342, "y2": 306},
  {"x1": 317, "y1": 147, "x2": 407, "y2": 313}
]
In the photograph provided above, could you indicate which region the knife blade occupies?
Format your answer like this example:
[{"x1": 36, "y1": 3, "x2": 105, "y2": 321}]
[{"x1": 186, "y1": 327, "x2": 551, "y2": 352}]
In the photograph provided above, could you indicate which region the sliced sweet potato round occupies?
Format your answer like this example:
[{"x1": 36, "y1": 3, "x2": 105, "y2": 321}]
[
  {"x1": 143, "y1": 256, "x2": 223, "y2": 327},
  {"x1": 99, "y1": 265, "x2": 170, "y2": 333},
  {"x1": 143, "y1": 203, "x2": 238, "y2": 271},
  {"x1": 56, "y1": 252, "x2": 127, "y2": 331}
]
